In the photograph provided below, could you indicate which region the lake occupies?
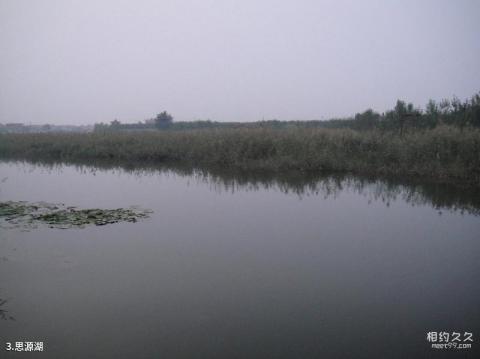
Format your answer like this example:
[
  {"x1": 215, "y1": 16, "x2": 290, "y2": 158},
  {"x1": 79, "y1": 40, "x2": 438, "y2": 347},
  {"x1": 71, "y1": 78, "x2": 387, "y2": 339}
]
[{"x1": 1, "y1": 160, "x2": 479, "y2": 358}]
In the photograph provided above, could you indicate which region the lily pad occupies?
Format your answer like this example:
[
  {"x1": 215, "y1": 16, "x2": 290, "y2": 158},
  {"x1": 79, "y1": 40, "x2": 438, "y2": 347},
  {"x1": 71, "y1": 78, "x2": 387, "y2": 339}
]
[{"x1": 0, "y1": 201, "x2": 152, "y2": 230}]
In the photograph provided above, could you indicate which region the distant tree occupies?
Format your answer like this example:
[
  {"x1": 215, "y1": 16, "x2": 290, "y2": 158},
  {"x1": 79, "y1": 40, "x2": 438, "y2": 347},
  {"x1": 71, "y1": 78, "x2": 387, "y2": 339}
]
[
  {"x1": 425, "y1": 99, "x2": 439, "y2": 127},
  {"x1": 470, "y1": 93, "x2": 480, "y2": 127},
  {"x1": 439, "y1": 99, "x2": 451, "y2": 115},
  {"x1": 93, "y1": 122, "x2": 109, "y2": 134},
  {"x1": 144, "y1": 118, "x2": 156, "y2": 126},
  {"x1": 155, "y1": 111, "x2": 173, "y2": 129},
  {"x1": 353, "y1": 109, "x2": 380, "y2": 130},
  {"x1": 392, "y1": 100, "x2": 422, "y2": 134},
  {"x1": 394, "y1": 100, "x2": 408, "y2": 135},
  {"x1": 110, "y1": 119, "x2": 121, "y2": 130}
]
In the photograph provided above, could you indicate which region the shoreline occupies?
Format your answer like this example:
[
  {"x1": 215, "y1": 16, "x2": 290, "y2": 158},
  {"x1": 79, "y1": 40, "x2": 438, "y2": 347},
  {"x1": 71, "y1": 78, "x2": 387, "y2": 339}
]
[{"x1": 1, "y1": 126, "x2": 479, "y2": 187}]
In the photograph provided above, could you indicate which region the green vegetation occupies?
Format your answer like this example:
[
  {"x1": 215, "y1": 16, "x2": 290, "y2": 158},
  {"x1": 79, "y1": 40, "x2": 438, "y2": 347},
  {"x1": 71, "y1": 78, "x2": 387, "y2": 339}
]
[
  {"x1": 1, "y1": 125, "x2": 479, "y2": 185},
  {"x1": 92, "y1": 92, "x2": 480, "y2": 133},
  {"x1": 1, "y1": 93, "x2": 479, "y2": 185},
  {"x1": 0, "y1": 201, "x2": 152, "y2": 229}
]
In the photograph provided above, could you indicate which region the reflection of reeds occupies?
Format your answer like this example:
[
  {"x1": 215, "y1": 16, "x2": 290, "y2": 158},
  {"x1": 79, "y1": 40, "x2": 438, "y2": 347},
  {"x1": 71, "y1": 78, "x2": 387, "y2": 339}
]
[
  {"x1": 3, "y1": 159, "x2": 480, "y2": 216},
  {"x1": 0, "y1": 298, "x2": 15, "y2": 321}
]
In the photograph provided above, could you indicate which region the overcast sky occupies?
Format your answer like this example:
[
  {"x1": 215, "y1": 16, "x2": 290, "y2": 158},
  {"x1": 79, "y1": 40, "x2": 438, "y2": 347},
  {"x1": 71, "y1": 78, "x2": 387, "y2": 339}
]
[{"x1": 1, "y1": 0, "x2": 479, "y2": 125}]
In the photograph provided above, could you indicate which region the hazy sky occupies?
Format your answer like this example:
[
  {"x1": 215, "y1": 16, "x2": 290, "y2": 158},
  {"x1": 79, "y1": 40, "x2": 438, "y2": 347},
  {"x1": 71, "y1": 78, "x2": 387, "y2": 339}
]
[{"x1": 1, "y1": 0, "x2": 479, "y2": 125}]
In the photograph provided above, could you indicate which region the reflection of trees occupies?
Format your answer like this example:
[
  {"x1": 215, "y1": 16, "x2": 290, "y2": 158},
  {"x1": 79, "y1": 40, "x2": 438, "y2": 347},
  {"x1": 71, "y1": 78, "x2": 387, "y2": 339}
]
[
  {"x1": 196, "y1": 171, "x2": 480, "y2": 215},
  {"x1": 4, "y1": 158, "x2": 480, "y2": 216},
  {"x1": 346, "y1": 178, "x2": 480, "y2": 214}
]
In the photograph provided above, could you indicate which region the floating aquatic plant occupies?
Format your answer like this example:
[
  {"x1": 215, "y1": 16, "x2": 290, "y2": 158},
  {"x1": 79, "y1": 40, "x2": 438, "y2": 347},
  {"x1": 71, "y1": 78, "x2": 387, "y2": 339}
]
[{"x1": 0, "y1": 201, "x2": 152, "y2": 230}]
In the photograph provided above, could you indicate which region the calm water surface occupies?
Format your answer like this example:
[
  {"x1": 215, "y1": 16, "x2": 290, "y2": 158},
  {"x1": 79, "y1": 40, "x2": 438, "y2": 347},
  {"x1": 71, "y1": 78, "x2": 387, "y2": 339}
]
[{"x1": 1, "y1": 161, "x2": 479, "y2": 358}]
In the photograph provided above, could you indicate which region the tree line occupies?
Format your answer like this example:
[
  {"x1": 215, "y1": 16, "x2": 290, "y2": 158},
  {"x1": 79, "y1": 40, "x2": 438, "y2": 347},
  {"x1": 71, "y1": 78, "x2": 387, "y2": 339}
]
[{"x1": 94, "y1": 92, "x2": 480, "y2": 133}]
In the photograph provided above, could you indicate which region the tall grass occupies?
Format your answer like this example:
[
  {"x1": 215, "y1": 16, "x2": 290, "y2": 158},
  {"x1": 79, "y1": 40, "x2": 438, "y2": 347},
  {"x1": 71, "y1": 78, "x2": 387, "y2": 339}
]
[{"x1": 1, "y1": 126, "x2": 479, "y2": 184}]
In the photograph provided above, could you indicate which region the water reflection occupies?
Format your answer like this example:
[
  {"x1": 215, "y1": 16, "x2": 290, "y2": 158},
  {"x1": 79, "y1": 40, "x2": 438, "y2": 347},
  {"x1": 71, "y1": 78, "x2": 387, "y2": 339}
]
[
  {"x1": 3, "y1": 158, "x2": 480, "y2": 216},
  {"x1": 1, "y1": 159, "x2": 479, "y2": 359}
]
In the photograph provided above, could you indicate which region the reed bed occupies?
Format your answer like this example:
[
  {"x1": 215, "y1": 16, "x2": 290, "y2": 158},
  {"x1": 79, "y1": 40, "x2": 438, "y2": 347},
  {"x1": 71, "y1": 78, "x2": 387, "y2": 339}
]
[{"x1": 1, "y1": 126, "x2": 479, "y2": 184}]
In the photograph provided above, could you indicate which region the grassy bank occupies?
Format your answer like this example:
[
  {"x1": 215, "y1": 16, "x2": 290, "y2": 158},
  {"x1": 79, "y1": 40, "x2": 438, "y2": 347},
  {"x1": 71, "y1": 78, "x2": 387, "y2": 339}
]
[{"x1": 1, "y1": 126, "x2": 479, "y2": 185}]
